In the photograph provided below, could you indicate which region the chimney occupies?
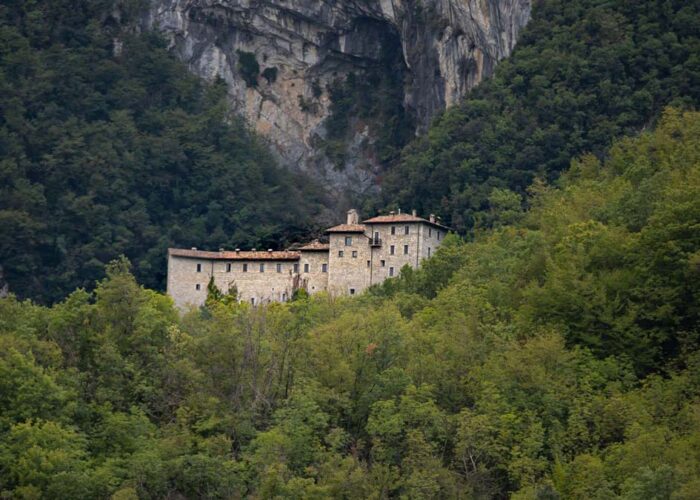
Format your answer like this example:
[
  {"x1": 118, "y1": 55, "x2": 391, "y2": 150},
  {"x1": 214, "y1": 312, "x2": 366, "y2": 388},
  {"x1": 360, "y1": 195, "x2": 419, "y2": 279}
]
[
  {"x1": 412, "y1": 209, "x2": 417, "y2": 217},
  {"x1": 398, "y1": 208, "x2": 401, "y2": 214},
  {"x1": 191, "y1": 247, "x2": 197, "y2": 251},
  {"x1": 235, "y1": 248, "x2": 240, "y2": 253},
  {"x1": 389, "y1": 210, "x2": 395, "y2": 216},
  {"x1": 429, "y1": 214, "x2": 436, "y2": 223},
  {"x1": 346, "y1": 208, "x2": 359, "y2": 225},
  {"x1": 251, "y1": 248, "x2": 256, "y2": 251},
  {"x1": 219, "y1": 248, "x2": 224, "y2": 252},
  {"x1": 268, "y1": 248, "x2": 273, "y2": 252}
]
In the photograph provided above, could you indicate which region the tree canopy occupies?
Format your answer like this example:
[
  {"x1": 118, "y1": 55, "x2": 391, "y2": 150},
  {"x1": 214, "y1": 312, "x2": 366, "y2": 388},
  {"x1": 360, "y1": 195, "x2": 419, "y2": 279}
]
[
  {"x1": 1, "y1": 109, "x2": 699, "y2": 498},
  {"x1": 381, "y1": 0, "x2": 700, "y2": 232},
  {"x1": 0, "y1": 0, "x2": 324, "y2": 303}
]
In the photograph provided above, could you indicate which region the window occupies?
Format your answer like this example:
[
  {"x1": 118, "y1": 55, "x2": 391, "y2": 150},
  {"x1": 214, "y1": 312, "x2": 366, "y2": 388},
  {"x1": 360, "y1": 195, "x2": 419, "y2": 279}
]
[
  {"x1": 304, "y1": 263, "x2": 310, "y2": 273},
  {"x1": 276, "y1": 263, "x2": 282, "y2": 273},
  {"x1": 352, "y1": 250, "x2": 357, "y2": 258},
  {"x1": 349, "y1": 288, "x2": 355, "y2": 295},
  {"x1": 404, "y1": 225, "x2": 409, "y2": 235},
  {"x1": 243, "y1": 263, "x2": 248, "y2": 272},
  {"x1": 381, "y1": 260, "x2": 385, "y2": 267},
  {"x1": 338, "y1": 250, "x2": 344, "y2": 257},
  {"x1": 390, "y1": 245, "x2": 395, "y2": 255},
  {"x1": 293, "y1": 263, "x2": 299, "y2": 273},
  {"x1": 251, "y1": 298, "x2": 255, "y2": 305},
  {"x1": 322, "y1": 263, "x2": 328, "y2": 273},
  {"x1": 389, "y1": 267, "x2": 394, "y2": 277},
  {"x1": 226, "y1": 263, "x2": 231, "y2": 272},
  {"x1": 196, "y1": 263, "x2": 202, "y2": 272},
  {"x1": 345, "y1": 236, "x2": 352, "y2": 246},
  {"x1": 429, "y1": 228, "x2": 432, "y2": 237},
  {"x1": 195, "y1": 283, "x2": 201, "y2": 290},
  {"x1": 391, "y1": 226, "x2": 396, "y2": 235},
  {"x1": 282, "y1": 293, "x2": 287, "y2": 301},
  {"x1": 367, "y1": 260, "x2": 371, "y2": 267},
  {"x1": 259, "y1": 263, "x2": 265, "y2": 272},
  {"x1": 428, "y1": 247, "x2": 431, "y2": 257},
  {"x1": 404, "y1": 245, "x2": 409, "y2": 255}
]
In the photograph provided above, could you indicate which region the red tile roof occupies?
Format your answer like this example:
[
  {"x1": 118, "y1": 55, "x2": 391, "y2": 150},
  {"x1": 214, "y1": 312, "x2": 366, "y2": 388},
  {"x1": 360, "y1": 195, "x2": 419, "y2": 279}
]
[
  {"x1": 363, "y1": 213, "x2": 450, "y2": 229},
  {"x1": 297, "y1": 240, "x2": 330, "y2": 251},
  {"x1": 326, "y1": 224, "x2": 367, "y2": 233},
  {"x1": 168, "y1": 248, "x2": 300, "y2": 260}
]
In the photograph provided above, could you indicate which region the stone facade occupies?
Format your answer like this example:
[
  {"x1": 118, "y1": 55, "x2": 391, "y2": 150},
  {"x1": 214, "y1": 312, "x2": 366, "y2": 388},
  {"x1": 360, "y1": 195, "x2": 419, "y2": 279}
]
[{"x1": 167, "y1": 209, "x2": 449, "y2": 309}]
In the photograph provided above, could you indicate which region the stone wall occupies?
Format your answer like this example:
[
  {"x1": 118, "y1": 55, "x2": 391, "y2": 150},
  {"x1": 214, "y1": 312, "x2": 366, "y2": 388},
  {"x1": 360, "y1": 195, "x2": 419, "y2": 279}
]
[
  {"x1": 299, "y1": 250, "x2": 329, "y2": 294},
  {"x1": 167, "y1": 253, "x2": 298, "y2": 309},
  {"x1": 166, "y1": 214, "x2": 449, "y2": 309},
  {"x1": 327, "y1": 231, "x2": 371, "y2": 296}
]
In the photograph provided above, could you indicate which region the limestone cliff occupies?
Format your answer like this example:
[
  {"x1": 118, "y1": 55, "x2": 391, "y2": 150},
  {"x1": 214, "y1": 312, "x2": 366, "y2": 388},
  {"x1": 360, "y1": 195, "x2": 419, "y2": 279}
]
[{"x1": 146, "y1": 0, "x2": 531, "y2": 199}]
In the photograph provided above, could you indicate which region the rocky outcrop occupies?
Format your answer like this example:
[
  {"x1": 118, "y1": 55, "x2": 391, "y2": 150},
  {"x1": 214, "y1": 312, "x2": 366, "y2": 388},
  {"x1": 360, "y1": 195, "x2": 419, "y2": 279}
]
[{"x1": 146, "y1": 0, "x2": 531, "y2": 199}]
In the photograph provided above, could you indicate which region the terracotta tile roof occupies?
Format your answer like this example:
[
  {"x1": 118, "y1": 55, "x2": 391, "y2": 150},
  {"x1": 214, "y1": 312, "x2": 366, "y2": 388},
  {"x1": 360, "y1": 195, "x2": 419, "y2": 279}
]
[
  {"x1": 168, "y1": 248, "x2": 300, "y2": 260},
  {"x1": 363, "y1": 213, "x2": 451, "y2": 229},
  {"x1": 297, "y1": 240, "x2": 330, "y2": 251},
  {"x1": 326, "y1": 224, "x2": 367, "y2": 233}
]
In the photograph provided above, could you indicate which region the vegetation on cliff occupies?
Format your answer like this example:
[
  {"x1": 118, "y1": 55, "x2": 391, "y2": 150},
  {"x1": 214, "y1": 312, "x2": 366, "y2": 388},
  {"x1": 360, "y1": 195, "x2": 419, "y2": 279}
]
[
  {"x1": 2, "y1": 109, "x2": 699, "y2": 498},
  {"x1": 382, "y1": 0, "x2": 700, "y2": 231},
  {"x1": 0, "y1": 0, "x2": 323, "y2": 303}
]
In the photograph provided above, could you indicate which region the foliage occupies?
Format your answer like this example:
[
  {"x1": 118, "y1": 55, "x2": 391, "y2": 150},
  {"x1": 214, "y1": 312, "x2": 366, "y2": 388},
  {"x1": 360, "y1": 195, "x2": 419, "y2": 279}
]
[
  {"x1": 0, "y1": 0, "x2": 324, "y2": 303},
  {"x1": 322, "y1": 23, "x2": 415, "y2": 168},
  {"x1": 236, "y1": 50, "x2": 259, "y2": 87},
  {"x1": 382, "y1": 0, "x2": 700, "y2": 232},
  {"x1": 1, "y1": 109, "x2": 699, "y2": 498}
]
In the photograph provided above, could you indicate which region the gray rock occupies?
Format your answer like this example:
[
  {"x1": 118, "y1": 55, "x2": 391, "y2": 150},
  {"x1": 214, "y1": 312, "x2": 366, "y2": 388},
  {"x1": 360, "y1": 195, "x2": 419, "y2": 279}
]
[{"x1": 145, "y1": 0, "x2": 531, "y2": 200}]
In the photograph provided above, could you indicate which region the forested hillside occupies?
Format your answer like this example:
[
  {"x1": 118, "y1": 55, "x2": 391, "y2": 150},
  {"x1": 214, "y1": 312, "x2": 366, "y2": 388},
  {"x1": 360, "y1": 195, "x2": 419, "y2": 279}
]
[
  {"x1": 2, "y1": 109, "x2": 698, "y2": 498},
  {"x1": 0, "y1": 0, "x2": 323, "y2": 303},
  {"x1": 382, "y1": 0, "x2": 700, "y2": 231}
]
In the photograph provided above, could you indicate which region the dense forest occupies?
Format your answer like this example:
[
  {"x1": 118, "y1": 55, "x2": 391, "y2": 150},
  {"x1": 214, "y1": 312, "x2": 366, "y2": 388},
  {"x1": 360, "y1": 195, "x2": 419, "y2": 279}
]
[
  {"x1": 1, "y1": 110, "x2": 699, "y2": 498},
  {"x1": 382, "y1": 0, "x2": 700, "y2": 231},
  {"x1": 0, "y1": 0, "x2": 324, "y2": 303}
]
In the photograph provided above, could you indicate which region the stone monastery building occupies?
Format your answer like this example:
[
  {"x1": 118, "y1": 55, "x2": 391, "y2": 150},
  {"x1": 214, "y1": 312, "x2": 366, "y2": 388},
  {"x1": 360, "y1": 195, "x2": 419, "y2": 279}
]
[{"x1": 167, "y1": 209, "x2": 449, "y2": 309}]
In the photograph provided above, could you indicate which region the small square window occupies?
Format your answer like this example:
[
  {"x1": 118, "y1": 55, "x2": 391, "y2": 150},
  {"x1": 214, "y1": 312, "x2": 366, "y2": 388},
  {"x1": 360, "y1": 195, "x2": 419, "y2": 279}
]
[
  {"x1": 293, "y1": 263, "x2": 299, "y2": 273},
  {"x1": 338, "y1": 250, "x2": 344, "y2": 257},
  {"x1": 304, "y1": 263, "x2": 310, "y2": 273},
  {"x1": 251, "y1": 297, "x2": 255, "y2": 305},
  {"x1": 243, "y1": 263, "x2": 248, "y2": 272},
  {"x1": 345, "y1": 236, "x2": 352, "y2": 246},
  {"x1": 391, "y1": 226, "x2": 396, "y2": 235},
  {"x1": 390, "y1": 245, "x2": 395, "y2": 255},
  {"x1": 259, "y1": 263, "x2": 265, "y2": 272},
  {"x1": 381, "y1": 260, "x2": 385, "y2": 267},
  {"x1": 195, "y1": 283, "x2": 201, "y2": 290},
  {"x1": 404, "y1": 245, "x2": 409, "y2": 255},
  {"x1": 349, "y1": 288, "x2": 355, "y2": 295},
  {"x1": 367, "y1": 260, "x2": 371, "y2": 267},
  {"x1": 196, "y1": 263, "x2": 202, "y2": 272},
  {"x1": 389, "y1": 267, "x2": 394, "y2": 277},
  {"x1": 352, "y1": 250, "x2": 357, "y2": 258},
  {"x1": 322, "y1": 263, "x2": 328, "y2": 273},
  {"x1": 404, "y1": 225, "x2": 409, "y2": 235},
  {"x1": 276, "y1": 263, "x2": 282, "y2": 273},
  {"x1": 226, "y1": 263, "x2": 231, "y2": 272}
]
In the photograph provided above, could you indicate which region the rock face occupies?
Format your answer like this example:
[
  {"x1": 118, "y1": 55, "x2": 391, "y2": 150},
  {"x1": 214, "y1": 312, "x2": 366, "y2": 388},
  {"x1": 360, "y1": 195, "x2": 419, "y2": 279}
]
[{"x1": 146, "y1": 0, "x2": 531, "y2": 199}]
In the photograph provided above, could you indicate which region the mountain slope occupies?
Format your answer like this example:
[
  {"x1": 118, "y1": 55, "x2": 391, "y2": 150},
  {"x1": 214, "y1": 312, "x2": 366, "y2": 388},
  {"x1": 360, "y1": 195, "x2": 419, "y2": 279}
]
[
  {"x1": 382, "y1": 0, "x2": 700, "y2": 230},
  {"x1": 147, "y1": 0, "x2": 532, "y2": 200},
  {"x1": 0, "y1": 0, "x2": 324, "y2": 303}
]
